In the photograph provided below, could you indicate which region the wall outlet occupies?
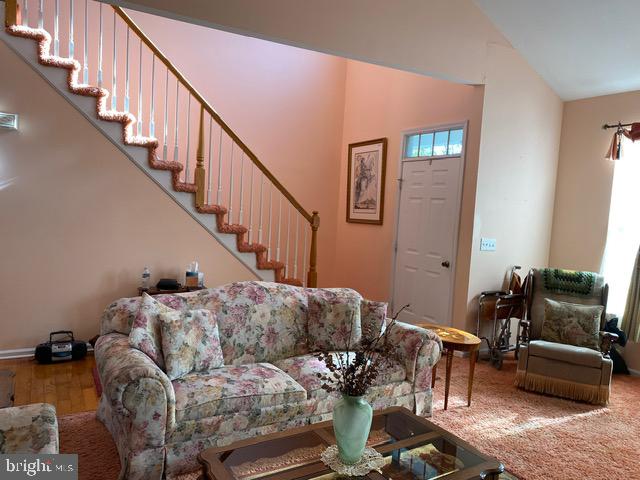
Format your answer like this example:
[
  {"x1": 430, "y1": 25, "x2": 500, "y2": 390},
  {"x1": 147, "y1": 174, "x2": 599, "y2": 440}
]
[{"x1": 480, "y1": 237, "x2": 496, "y2": 251}]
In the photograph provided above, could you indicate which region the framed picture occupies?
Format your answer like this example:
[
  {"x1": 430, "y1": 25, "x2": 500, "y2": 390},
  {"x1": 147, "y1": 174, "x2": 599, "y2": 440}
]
[{"x1": 346, "y1": 138, "x2": 388, "y2": 224}]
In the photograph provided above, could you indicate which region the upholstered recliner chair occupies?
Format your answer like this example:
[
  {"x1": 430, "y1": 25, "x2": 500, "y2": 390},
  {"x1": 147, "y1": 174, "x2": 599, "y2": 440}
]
[{"x1": 515, "y1": 268, "x2": 618, "y2": 405}]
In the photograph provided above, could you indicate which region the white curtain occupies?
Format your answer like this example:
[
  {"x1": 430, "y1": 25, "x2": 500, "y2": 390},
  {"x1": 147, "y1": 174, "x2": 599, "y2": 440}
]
[{"x1": 601, "y1": 138, "x2": 640, "y2": 316}]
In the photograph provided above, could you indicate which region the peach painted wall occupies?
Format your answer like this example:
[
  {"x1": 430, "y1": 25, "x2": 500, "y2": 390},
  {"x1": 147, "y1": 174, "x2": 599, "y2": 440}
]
[
  {"x1": 549, "y1": 90, "x2": 640, "y2": 372},
  {"x1": 332, "y1": 60, "x2": 485, "y2": 330},
  {"x1": 0, "y1": 40, "x2": 258, "y2": 350},
  {"x1": 127, "y1": 10, "x2": 348, "y2": 287},
  {"x1": 467, "y1": 44, "x2": 563, "y2": 332}
]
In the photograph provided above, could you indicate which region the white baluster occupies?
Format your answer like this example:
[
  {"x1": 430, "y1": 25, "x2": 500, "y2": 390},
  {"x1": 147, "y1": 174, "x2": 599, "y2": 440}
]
[
  {"x1": 38, "y1": 0, "x2": 43, "y2": 29},
  {"x1": 294, "y1": 213, "x2": 299, "y2": 279},
  {"x1": 276, "y1": 195, "x2": 282, "y2": 262},
  {"x1": 124, "y1": 27, "x2": 130, "y2": 112},
  {"x1": 267, "y1": 186, "x2": 273, "y2": 260},
  {"x1": 149, "y1": 57, "x2": 155, "y2": 137},
  {"x1": 248, "y1": 163, "x2": 255, "y2": 243},
  {"x1": 238, "y1": 153, "x2": 245, "y2": 225},
  {"x1": 258, "y1": 174, "x2": 264, "y2": 244},
  {"x1": 162, "y1": 68, "x2": 168, "y2": 159},
  {"x1": 173, "y1": 82, "x2": 179, "y2": 163},
  {"x1": 285, "y1": 205, "x2": 291, "y2": 277},
  {"x1": 22, "y1": 0, "x2": 28, "y2": 26},
  {"x1": 216, "y1": 127, "x2": 223, "y2": 205},
  {"x1": 97, "y1": 3, "x2": 103, "y2": 88},
  {"x1": 82, "y1": 0, "x2": 87, "y2": 83},
  {"x1": 111, "y1": 10, "x2": 117, "y2": 110},
  {"x1": 228, "y1": 143, "x2": 235, "y2": 222},
  {"x1": 185, "y1": 95, "x2": 191, "y2": 181},
  {"x1": 68, "y1": 0, "x2": 74, "y2": 58},
  {"x1": 137, "y1": 39, "x2": 143, "y2": 135},
  {"x1": 303, "y1": 226, "x2": 308, "y2": 287},
  {"x1": 207, "y1": 116, "x2": 213, "y2": 203},
  {"x1": 54, "y1": 0, "x2": 59, "y2": 56}
]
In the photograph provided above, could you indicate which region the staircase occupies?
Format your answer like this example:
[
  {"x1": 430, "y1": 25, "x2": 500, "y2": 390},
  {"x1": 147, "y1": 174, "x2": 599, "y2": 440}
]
[{"x1": 1, "y1": 0, "x2": 319, "y2": 287}]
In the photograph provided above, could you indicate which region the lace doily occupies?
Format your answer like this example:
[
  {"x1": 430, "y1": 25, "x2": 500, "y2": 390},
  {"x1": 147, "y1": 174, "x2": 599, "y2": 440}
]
[{"x1": 320, "y1": 445, "x2": 385, "y2": 476}]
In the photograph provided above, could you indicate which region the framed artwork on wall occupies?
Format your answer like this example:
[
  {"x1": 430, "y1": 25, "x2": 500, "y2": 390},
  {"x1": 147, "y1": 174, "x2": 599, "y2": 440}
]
[{"x1": 346, "y1": 138, "x2": 388, "y2": 224}]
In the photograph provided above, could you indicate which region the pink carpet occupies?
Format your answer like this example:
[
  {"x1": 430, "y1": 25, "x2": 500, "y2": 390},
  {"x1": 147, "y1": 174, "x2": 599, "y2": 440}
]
[
  {"x1": 60, "y1": 357, "x2": 640, "y2": 479},
  {"x1": 429, "y1": 356, "x2": 640, "y2": 479}
]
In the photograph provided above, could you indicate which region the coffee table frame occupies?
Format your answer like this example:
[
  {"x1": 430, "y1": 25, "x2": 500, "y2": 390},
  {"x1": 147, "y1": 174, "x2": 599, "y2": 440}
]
[{"x1": 199, "y1": 406, "x2": 503, "y2": 480}]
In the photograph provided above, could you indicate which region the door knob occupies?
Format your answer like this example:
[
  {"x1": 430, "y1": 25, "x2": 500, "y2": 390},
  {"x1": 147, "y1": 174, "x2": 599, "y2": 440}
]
[{"x1": 441, "y1": 260, "x2": 450, "y2": 268}]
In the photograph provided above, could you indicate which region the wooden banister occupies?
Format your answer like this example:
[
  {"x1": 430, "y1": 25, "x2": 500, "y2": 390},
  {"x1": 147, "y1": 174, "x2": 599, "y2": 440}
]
[
  {"x1": 5, "y1": 0, "x2": 17, "y2": 27},
  {"x1": 112, "y1": 6, "x2": 313, "y2": 224},
  {"x1": 195, "y1": 105, "x2": 206, "y2": 208},
  {"x1": 307, "y1": 211, "x2": 320, "y2": 288}
]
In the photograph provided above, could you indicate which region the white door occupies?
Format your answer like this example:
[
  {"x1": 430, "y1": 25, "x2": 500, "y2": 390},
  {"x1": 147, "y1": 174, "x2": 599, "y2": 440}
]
[{"x1": 392, "y1": 157, "x2": 462, "y2": 325}]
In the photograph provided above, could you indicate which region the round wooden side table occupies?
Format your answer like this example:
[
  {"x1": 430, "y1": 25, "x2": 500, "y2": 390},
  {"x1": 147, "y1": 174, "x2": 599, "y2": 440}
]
[{"x1": 418, "y1": 323, "x2": 482, "y2": 410}]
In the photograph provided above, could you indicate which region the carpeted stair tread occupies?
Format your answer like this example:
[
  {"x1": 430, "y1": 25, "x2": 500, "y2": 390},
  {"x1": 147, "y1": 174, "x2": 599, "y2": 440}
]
[{"x1": 7, "y1": 23, "x2": 303, "y2": 286}]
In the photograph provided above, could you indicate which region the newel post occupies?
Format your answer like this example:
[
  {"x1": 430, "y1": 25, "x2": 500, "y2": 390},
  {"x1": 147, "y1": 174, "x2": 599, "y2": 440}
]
[
  {"x1": 5, "y1": 0, "x2": 18, "y2": 27},
  {"x1": 195, "y1": 105, "x2": 206, "y2": 208},
  {"x1": 307, "y1": 211, "x2": 320, "y2": 288}
]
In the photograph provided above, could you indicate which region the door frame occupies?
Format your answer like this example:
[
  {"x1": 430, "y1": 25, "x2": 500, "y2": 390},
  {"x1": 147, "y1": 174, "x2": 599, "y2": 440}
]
[{"x1": 390, "y1": 121, "x2": 468, "y2": 325}]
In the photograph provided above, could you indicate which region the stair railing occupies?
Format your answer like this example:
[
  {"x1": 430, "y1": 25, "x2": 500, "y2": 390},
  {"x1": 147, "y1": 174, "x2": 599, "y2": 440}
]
[{"x1": 5, "y1": 0, "x2": 319, "y2": 286}]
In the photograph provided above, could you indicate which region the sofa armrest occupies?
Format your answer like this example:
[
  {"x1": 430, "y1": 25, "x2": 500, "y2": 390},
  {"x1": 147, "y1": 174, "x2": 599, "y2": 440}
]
[
  {"x1": 386, "y1": 321, "x2": 443, "y2": 390},
  {"x1": 599, "y1": 331, "x2": 619, "y2": 358},
  {"x1": 95, "y1": 333, "x2": 175, "y2": 448}
]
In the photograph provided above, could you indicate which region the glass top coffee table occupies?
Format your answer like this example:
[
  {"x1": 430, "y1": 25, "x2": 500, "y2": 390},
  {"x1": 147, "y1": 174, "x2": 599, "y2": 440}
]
[{"x1": 198, "y1": 406, "x2": 504, "y2": 480}]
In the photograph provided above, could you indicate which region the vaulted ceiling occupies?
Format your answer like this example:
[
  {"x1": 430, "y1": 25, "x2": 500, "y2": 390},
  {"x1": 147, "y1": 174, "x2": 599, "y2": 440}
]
[{"x1": 475, "y1": 0, "x2": 640, "y2": 100}]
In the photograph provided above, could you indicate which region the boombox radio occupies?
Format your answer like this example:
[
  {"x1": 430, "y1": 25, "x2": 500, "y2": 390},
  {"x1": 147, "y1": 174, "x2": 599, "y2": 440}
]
[{"x1": 35, "y1": 331, "x2": 87, "y2": 364}]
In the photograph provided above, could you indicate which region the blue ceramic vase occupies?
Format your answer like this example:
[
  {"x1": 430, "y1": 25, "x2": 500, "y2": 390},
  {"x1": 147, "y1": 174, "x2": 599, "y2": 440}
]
[{"x1": 333, "y1": 394, "x2": 373, "y2": 464}]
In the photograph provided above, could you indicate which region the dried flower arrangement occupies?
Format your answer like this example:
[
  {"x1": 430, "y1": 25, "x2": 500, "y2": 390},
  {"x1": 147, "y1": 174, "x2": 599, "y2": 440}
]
[{"x1": 315, "y1": 305, "x2": 409, "y2": 397}]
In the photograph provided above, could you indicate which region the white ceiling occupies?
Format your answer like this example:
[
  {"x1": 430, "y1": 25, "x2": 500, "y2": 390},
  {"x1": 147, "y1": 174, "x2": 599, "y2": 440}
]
[{"x1": 474, "y1": 0, "x2": 640, "y2": 101}]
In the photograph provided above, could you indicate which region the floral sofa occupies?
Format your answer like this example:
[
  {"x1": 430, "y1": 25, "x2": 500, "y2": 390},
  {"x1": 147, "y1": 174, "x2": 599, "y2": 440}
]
[{"x1": 95, "y1": 281, "x2": 442, "y2": 479}]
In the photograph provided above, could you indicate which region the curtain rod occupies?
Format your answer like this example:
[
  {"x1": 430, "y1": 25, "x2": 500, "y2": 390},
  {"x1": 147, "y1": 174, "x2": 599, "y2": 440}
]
[{"x1": 602, "y1": 122, "x2": 634, "y2": 130}]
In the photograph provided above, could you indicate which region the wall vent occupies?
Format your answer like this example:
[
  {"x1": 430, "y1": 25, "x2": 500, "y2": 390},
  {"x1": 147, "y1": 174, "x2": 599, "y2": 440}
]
[{"x1": 0, "y1": 112, "x2": 18, "y2": 130}]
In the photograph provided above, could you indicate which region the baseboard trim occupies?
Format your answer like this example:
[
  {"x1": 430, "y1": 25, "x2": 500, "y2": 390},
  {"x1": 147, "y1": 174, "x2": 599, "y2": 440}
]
[
  {"x1": 0, "y1": 345, "x2": 93, "y2": 360},
  {"x1": 629, "y1": 368, "x2": 640, "y2": 377}
]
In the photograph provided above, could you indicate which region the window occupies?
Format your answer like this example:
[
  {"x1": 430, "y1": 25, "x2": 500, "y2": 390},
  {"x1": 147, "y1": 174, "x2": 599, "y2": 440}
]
[
  {"x1": 601, "y1": 138, "x2": 640, "y2": 315},
  {"x1": 404, "y1": 127, "x2": 464, "y2": 159}
]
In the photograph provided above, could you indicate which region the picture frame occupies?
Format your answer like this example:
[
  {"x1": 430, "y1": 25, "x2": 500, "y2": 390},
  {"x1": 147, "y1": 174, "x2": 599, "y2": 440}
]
[{"x1": 346, "y1": 138, "x2": 388, "y2": 224}]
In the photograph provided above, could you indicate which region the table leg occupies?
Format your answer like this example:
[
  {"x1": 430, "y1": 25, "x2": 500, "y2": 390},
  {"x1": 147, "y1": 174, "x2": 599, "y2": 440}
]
[
  {"x1": 431, "y1": 363, "x2": 438, "y2": 388},
  {"x1": 467, "y1": 347, "x2": 479, "y2": 407},
  {"x1": 444, "y1": 348, "x2": 454, "y2": 410}
]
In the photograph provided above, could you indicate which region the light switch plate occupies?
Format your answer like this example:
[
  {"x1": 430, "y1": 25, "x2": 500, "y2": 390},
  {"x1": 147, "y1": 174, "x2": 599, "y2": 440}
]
[{"x1": 480, "y1": 237, "x2": 496, "y2": 251}]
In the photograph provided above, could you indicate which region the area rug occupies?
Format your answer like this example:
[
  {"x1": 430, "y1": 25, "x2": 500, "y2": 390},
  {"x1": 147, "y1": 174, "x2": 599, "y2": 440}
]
[
  {"x1": 429, "y1": 356, "x2": 640, "y2": 480},
  {"x1": 0, "y1": 370, "x2": 15, "y2": 408},
  {"x1": 60, "y1": 358, "x2": 639, "y2": 480}
]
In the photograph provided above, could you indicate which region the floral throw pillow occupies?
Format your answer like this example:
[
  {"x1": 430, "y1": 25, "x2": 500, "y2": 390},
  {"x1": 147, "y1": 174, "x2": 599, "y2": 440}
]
[
  {"x1": 307, "y1": 288, "x2": 363, "y2": 351},
  {"x1": 360, "y1": 299, "x2": 388, "y2": 345},
  {"x1": 541, "y1": 298, "x2": 603, "y2": 350},
  {"x1": 159, "y1": 309, "x2": 224, "y2": 380},
  {"x1": 129, "y1": 293, "x2": 176, "y2": 370}
]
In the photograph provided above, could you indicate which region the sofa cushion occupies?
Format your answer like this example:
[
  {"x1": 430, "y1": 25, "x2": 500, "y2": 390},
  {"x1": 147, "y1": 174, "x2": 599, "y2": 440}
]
[
  {"x1": 0, "y1": 403, "x2": 59, "y2": 454},
  {"x1": 215, "y1": 282, "x2": 310, "y2": 365},
  {"x1": 360, "y1": 300, "x2": 388, "y2": 345},
  {"x1": 273, "y1": 353, "x2": 406, "y2": 400},
  {"x1": 541, "y1": 299, "x2": 602, "y2": 350},
  {"x1": 172, "y1": 363, "x2": 307, "y2": 422},
  {"x1": 160, "y1": 309, "x2": 225, "y2": 380},
  {"x1": 528, "y1": 340, "x2": 604, "y2": 368},
  {"x1": 307, "y1": 288, "x2": 363, "y2": 351},
  {"x1": 129, "y1": 293, "x2": 177, "y2": 370}
]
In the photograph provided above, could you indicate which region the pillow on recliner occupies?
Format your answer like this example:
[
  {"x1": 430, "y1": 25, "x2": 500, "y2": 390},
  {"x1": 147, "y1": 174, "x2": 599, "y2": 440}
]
[
  {"x1": 159, "y1": 309, "x2": 224, "y2": 380},
  {"x1": 541, "y1": 298, "x2": 603, "y2": 351},
  {"x1": 308, "y1": 289, "x2": 363, "y2": 351}
]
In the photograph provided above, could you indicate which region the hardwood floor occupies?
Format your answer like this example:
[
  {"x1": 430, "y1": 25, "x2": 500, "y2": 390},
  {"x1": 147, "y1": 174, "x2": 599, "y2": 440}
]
[{"x1": 0, "y1": 355, "x2": 99, "y2": 415}]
